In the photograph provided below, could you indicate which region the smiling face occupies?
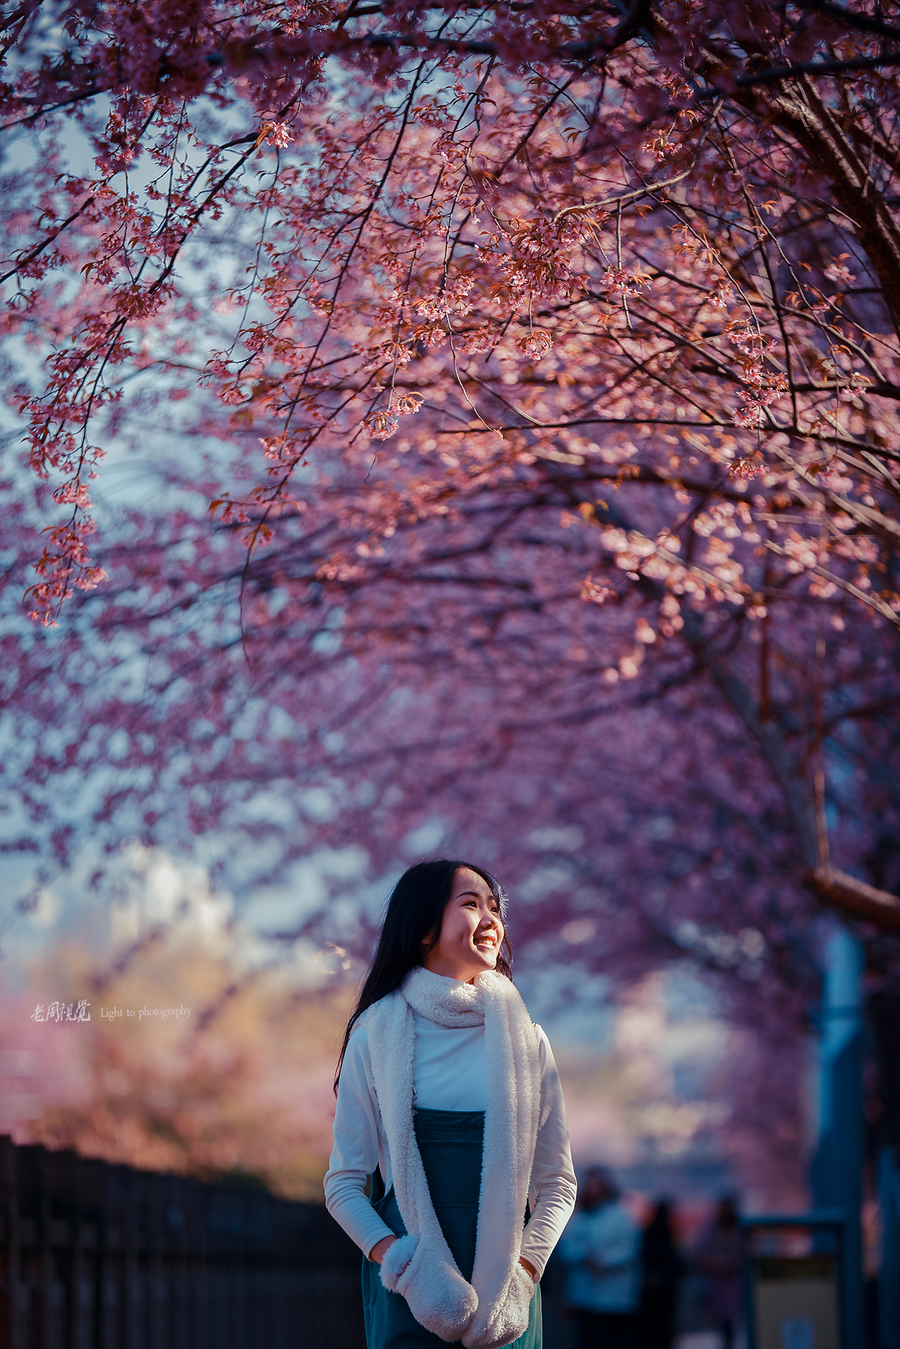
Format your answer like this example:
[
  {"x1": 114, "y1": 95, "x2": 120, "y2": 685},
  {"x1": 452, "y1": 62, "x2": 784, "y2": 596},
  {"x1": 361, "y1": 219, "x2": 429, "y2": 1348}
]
[{"x1": 423, "y1": 867, "x2": 505, "y2": 983}]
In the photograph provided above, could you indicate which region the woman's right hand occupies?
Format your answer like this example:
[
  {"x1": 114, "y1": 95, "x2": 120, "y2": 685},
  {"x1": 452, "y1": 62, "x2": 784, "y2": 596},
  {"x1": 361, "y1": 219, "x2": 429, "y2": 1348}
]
[{"x1": 370, "y1": 1235, "x2": 399, "y2": 1264}]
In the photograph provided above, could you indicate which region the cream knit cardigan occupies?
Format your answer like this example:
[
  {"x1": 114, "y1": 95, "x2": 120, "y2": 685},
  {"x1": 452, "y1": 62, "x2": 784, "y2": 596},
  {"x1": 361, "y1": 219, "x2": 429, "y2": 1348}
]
[{"x1": 365, "y1": 967, "x2": 542, "y2": 1348}]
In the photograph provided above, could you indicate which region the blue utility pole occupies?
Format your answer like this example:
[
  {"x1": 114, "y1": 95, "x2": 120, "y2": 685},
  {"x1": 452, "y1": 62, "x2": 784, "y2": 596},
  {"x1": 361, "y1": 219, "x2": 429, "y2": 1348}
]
[
  {"x1": 812, "y1": 925, "x2": 865, "y2": 1349},
  {"x1": 869, "y1": 987, "x2": 900, "y2": 1349}
]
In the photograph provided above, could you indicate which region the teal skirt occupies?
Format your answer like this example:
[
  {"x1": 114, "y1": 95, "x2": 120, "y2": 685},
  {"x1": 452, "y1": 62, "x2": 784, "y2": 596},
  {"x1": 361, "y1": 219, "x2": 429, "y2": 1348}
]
[{"x1": 362, "y1": 1108, "x2": 541, "y2": 1348}]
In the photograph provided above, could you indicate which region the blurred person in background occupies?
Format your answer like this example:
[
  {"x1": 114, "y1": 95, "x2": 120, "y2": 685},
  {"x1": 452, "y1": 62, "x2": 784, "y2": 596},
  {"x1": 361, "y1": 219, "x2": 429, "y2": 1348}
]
[
  {"x1": 696, "y1": 1195, "x2": 743, "y2": 1349},
  {"x1": 558, "y1": 1166, "x2": 641, "y2": 1349},
  {"x1": 637, "y1": 1199, "x2": 682, "y2": 1349}
]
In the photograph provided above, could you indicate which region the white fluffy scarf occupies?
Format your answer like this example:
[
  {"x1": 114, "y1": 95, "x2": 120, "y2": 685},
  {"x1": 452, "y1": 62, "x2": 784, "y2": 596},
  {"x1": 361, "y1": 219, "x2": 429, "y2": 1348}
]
[{"x1": 364, "y1": 966, "x2": 542, "y2": 1348}]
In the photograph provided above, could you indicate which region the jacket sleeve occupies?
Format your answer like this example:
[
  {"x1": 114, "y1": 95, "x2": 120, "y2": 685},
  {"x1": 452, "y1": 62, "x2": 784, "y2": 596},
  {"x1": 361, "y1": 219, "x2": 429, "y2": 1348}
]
[
  {"x1": 323, "y1": 1024, "x2": 397, "y2": 1259},
  {"x1": 520, "y1": 1027, "x2": 578, "y2": 1279}
]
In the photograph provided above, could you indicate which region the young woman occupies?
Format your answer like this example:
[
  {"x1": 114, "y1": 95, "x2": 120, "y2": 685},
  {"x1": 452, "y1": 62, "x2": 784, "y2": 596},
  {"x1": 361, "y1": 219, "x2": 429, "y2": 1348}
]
[{"x1": 325, "y1": 859, "x2": 577, "y2": 1349}]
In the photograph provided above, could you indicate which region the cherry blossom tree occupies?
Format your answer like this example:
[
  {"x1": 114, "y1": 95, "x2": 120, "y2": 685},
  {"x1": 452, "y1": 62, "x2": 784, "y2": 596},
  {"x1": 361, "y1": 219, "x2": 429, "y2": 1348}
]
[
  {"x1": 4, "y1": 469, "x2": 892, "y2": 1205},
  {"x1": 1, "y1": 1, "x2": 899, "y2": 1046},
  {"x1": 1, "y1": 0, "x2": 898, "y2": 626},
  {"x1": 1, "y1": 451, "x2": 896, "y2": 977}
]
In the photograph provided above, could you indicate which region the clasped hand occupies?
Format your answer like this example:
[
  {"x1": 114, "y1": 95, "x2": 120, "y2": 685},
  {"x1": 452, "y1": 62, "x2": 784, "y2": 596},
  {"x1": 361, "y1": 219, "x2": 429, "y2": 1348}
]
[{"x1": 370, "y1": 1235, "x2": 538, "y2": 1283}]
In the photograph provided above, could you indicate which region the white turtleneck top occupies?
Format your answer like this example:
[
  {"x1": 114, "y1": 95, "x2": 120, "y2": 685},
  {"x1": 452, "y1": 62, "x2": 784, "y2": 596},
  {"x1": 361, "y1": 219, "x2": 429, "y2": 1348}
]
[{"x1": 324, "y1": 1008, "x2": 577, "y2": 1278}]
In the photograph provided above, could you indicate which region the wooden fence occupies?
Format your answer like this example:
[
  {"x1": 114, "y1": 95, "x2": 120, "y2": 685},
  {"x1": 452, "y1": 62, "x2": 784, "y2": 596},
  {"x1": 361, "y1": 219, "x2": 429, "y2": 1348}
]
[{"x1": 0, "y1": 1137, "x2": 365, "y2": 1349}]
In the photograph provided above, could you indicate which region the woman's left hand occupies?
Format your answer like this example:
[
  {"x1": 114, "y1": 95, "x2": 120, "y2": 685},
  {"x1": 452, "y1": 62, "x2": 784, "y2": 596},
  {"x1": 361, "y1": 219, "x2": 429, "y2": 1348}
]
[{"x1": 518, "y1": 1257, "x2": 538, "y2": 1283}]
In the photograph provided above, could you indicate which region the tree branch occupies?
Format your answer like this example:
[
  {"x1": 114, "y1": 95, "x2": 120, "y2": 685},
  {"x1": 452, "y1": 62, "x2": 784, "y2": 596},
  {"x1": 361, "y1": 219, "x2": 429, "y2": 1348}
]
[
  {"x1": 793, "y1": 0, "x2": 900, "y2": 46},
  {"x1": 807, "y1": 866, "x2": 900, "y2": 933}
]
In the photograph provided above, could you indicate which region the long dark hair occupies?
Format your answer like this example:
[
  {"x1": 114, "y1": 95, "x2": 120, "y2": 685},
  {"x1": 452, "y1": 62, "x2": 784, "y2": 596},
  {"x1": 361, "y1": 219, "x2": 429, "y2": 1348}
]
[{"x1": 334, "y1": 859, "x2": 513, "y2": 1091}]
